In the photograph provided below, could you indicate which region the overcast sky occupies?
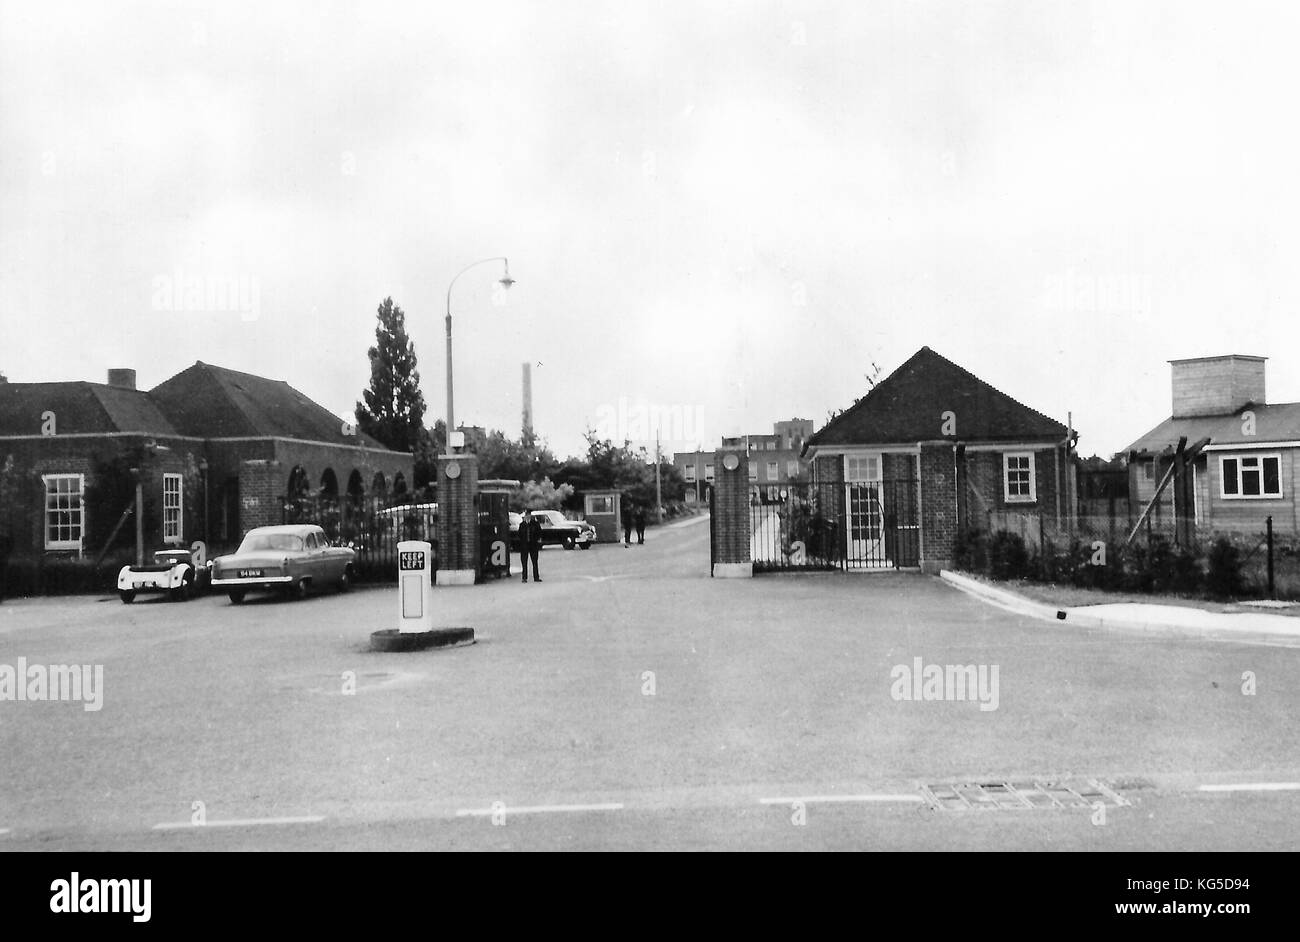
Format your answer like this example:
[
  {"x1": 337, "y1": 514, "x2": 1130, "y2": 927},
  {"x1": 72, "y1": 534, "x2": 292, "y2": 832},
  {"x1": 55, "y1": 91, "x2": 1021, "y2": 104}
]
[{"x1": 3, "y1": 0, "x2": 1299, "y2": 460}]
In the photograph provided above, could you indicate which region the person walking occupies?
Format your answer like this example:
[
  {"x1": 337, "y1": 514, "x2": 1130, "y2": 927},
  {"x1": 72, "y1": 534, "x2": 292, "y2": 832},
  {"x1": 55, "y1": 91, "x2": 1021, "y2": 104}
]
[
  {"x1": 621, "y1": 501, "x2": 633, "y2": 547},
  {"x1": 634, "y1": 506, "x2": 646, "y2": 544},
  {"x1": 520, "y1": 509, "x2": 544, "y2": 583}
]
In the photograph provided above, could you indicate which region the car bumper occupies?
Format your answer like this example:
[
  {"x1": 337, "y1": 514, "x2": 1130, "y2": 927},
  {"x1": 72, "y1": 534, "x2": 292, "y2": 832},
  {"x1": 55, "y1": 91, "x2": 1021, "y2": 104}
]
[
  {"x1": 211, "y1": 574, "x2": 294, "y2": 587},
  {"x1": 118, "y1": 572, "x2": 182, "y2": 592}
]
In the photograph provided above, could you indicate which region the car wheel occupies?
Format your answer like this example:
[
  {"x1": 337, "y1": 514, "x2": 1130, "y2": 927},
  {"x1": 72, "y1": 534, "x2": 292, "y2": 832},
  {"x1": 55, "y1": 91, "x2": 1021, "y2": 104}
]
[
  {"x1": 228, "y1": 589, "x2": 246, "y2": 604},
  {"x1": 579, "y1": 542, "x2": 591, "y2": 550},
  {"x1": 337, "y1": 567, "x2": 353, "y2": 593},
  {"x1": 563, "y1": 537, "x2": 576, "y2": 550},
  {"x1": 171, "y1": 575, "x2": 194, "y2": 602},
  {"x1": 119, "y1": 590, "x2": 135, "y2": 604},
  {"x1": 292, "y1": 577, "x2": 309, "y2": 600}
]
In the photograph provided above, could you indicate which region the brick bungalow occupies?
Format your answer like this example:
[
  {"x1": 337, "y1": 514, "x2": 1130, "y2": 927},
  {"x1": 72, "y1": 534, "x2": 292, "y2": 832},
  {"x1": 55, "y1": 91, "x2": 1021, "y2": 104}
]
[
  {"x1": 1124, "y1": 354, "x2": 1300, "y2": 538},
  {"x1": 802, "y1": 347, "x2": 1076, "y2": 573},
  {"x1": 0, "y1": 363, "x2": 412, "y2": 567}
]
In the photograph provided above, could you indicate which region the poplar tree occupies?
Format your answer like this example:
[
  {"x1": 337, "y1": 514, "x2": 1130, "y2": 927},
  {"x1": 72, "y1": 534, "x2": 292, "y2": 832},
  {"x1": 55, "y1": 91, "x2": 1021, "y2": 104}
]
[{"x1": 355, "y1": 297, "x2": 426, "y2": 454}]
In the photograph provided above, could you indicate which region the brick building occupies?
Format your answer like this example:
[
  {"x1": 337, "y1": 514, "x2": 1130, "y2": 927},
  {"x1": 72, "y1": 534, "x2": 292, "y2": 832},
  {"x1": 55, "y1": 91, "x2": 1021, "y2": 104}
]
[
  {"x1": 803, "y1": 347, "x2": 1076, "y2": 573},
  {"x1": 674, "y1": 417, "x2": 814, "y2": 504},
  {"x1": 0, "y1": 363, "x2": 413, "y2": 565}
]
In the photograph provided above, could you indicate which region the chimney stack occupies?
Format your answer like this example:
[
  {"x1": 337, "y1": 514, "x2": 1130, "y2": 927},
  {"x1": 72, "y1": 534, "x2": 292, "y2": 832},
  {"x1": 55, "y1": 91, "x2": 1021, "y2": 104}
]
[
  {"x1": 522, "y1": 361, "x2": 533, "y2": 438},
  {"x1": 107, "y1": 368, "x2": 137, "y2": 390},
  {"x1": 1169, "y1": 355, "x2": 1265, "y2": 418}
]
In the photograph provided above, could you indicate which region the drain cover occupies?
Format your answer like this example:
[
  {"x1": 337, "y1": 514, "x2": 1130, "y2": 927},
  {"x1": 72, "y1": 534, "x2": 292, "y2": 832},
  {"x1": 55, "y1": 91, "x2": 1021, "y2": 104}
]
[{"x1": 921, "y1": 779, "x2": 1130, "y2": 811}]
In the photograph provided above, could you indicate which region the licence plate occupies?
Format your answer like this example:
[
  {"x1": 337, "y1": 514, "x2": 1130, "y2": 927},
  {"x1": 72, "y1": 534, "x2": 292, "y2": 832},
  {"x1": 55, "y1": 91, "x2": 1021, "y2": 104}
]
[{"x1": 238, "y1": 569, "x2": 263, "y2": 578}]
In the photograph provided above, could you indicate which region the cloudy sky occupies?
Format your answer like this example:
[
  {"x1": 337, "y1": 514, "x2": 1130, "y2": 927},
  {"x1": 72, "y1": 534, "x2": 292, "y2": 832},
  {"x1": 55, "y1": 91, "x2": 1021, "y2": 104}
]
[{"x1": 3, "y1": 0, "x2": 1299, "y2": 459}]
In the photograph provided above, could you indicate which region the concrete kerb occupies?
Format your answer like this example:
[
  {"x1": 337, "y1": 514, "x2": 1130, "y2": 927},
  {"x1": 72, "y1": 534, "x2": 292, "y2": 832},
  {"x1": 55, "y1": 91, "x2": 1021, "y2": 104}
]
[
  {"x1": 940, "y1": 570, "x2": 1300, "y2": 647},
  {"x1": 938, "y1": 570, "x2": 1060, "y2": 621}
]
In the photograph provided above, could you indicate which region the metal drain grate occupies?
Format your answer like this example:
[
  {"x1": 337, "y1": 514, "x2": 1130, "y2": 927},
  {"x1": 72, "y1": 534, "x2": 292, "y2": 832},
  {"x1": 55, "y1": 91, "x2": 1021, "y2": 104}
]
[{"x1": 920, "y1": 779, "x2": 1130, "y2": 811}]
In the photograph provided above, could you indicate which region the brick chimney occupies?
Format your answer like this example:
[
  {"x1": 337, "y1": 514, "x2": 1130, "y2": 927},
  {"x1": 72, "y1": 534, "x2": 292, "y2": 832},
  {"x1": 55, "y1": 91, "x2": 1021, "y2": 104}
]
[
  {"x1": 1170, "y1": 355, "x2": 1265, "y2": 418},
  {"x1": 107, "y1": 368, "x2": 137, "y2": 390}
]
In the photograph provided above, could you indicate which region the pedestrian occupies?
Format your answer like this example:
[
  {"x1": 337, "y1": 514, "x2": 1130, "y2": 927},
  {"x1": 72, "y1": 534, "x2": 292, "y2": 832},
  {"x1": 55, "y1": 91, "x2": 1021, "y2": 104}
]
[
  {"x1": 621, "y1": 501, "x2": 633, "y2": 547},
  {"x1": 520, "y1": 509, "x2": 543, "y2": 583},
  {"x1": 634, "y1": 506, "x2": 646, "y2": 544}
]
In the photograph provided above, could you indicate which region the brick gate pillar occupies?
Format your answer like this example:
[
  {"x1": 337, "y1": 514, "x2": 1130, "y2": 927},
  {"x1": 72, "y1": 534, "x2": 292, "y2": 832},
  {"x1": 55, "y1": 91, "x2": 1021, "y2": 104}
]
[
  {"x1": 712, "y1": 448, "x2": 752, "y2": 578},
  {"x1": 237, "y1": 459, "x2": 282, "y2": 532},
  {"x1": 435, "y1": 453, "x2": 479, "y2": 585},
  {"x1": 918, "y1": 441, "x2": 958, "y2": 574}
]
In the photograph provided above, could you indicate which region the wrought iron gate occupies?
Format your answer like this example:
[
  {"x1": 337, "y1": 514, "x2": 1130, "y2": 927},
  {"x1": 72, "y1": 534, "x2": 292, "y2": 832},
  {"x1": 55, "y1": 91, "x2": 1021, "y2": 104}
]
[{"x1": 750, "y1": 480, "x2": 919, "y2": 572}]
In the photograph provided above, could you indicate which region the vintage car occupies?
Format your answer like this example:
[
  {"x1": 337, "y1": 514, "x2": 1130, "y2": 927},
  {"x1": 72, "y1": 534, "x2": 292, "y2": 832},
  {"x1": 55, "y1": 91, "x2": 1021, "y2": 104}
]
[
  {"x1": 509, "y1": 509, "x2": 596, "y2": 550},
  {"x1": 211, "y1": 524, "x2": 355, "y2": 603},
  {"x1": 117, "y1": 547, "x2": 210, "y2": 603}
]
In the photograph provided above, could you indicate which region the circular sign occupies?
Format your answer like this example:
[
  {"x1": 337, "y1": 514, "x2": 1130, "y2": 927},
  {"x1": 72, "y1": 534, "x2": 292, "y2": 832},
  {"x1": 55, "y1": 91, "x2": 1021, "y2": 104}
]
[
  {"x1": 722, "y1": 453, "x2": 739, "y2": 472},
  {"x1": 445, "y1": 461, "x2": 461, "y2": 480}
]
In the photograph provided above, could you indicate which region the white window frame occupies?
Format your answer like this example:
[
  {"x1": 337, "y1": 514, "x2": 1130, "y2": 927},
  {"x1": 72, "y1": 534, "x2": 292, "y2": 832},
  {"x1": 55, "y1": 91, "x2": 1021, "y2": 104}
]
[
  {"x1": 684, "y1": 464, "x2": 696, "y2": 482},
  {"x1": 1003, "y1": 452, "x2": 1037, "y2": 504},
  {"x1": 748, "y1": 463, "x2": 758, "y2": 481},
  {"x1": 787, "y1": 459, "x2": 799, "y2": 478},
  {"x1": 844, "y1": 453, "x2": 882, "y2": 483},
  {"x1": 163, "y1": 473, "x2": 184, "y2": 544},
  {"x1": 1220, "y1": 453, "x2": 1283, "y2": 500},
  {"x1": 43, "y1": 473, "x2": 86, "y2": 551},
  {"x1": 766, "y1": 460, "x2": 779, "y2": 480},
  {"x1": 704, "y1": 464, "x2": 715, "y2": 482}
]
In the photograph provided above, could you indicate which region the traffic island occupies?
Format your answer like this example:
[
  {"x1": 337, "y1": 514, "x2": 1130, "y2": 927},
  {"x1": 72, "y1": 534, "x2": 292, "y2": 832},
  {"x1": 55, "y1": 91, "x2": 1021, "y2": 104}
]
[{"x1": 370, "y1": 626, "x2": 475, "y2": 652}]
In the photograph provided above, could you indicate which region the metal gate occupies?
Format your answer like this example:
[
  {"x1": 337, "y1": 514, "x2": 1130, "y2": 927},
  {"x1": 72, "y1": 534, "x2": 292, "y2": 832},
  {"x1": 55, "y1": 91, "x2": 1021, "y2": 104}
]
[{"x1": 750, "y1": 480, "x2": 919, "y2": 572}]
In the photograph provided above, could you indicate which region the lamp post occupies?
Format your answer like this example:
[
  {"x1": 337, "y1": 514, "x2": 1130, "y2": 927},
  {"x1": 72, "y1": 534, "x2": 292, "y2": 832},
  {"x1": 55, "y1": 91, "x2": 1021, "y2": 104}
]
[{"x1": 444, "y1": 257, "x2": 515, "y2": 453}]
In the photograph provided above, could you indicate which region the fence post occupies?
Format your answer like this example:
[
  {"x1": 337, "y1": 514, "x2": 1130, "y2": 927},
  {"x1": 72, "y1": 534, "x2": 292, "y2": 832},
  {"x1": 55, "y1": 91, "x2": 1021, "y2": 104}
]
[{"x1": 1267, "y1": 515, "x2": 1275, "y2": 599}]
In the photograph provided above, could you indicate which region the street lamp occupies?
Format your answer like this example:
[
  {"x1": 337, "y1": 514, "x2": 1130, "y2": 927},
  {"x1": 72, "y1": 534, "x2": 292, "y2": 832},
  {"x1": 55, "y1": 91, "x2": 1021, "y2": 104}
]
[{"x1": 444, "y1": 257, "x2": 514, "y2": 453}]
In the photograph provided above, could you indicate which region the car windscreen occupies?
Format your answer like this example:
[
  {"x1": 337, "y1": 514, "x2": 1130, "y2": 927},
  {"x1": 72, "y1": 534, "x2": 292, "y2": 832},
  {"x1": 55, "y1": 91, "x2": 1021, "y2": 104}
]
[{"x1": 237, "y1": 533, "x2": 304, "y2": 553}]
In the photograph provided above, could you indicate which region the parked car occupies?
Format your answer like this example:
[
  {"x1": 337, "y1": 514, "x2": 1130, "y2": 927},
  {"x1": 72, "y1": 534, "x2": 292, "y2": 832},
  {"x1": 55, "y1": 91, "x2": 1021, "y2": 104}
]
[
  {"x1": 211, "y1": 524, "x2": 355, "y2": 603},
  {"x1": 117, "y1": 547, "x2": 210, "y2": 603},
  {"x1": 509, "y1": 510, "x2": 596, "y2": 550}
]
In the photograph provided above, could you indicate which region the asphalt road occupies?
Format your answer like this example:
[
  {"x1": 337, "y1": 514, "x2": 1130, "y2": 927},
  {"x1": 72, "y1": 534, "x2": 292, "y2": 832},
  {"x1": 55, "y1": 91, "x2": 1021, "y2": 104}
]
[{"x1": 3, "y1": 514, "x2": 1299, "y2": 851}]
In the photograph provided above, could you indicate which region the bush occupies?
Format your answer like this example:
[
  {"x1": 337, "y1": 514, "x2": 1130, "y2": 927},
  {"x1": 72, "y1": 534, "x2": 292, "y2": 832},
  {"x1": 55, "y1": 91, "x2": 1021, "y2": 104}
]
[
  {"x1": 953, "y1": 528, "x2": 989, "y2": 573},
  {"x1": 1206, "y1": 537, "x2": 1245, "y2": 598},
  {"x1": 988, "y1": 530, "x2": 1031, "y2": 581}
]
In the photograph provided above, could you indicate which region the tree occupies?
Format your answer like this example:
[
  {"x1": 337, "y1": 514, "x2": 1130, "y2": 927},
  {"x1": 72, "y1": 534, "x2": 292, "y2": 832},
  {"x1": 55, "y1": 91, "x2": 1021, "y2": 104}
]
[{"x1": 355, "y1": 297, "x2": 426, "y2": 454}]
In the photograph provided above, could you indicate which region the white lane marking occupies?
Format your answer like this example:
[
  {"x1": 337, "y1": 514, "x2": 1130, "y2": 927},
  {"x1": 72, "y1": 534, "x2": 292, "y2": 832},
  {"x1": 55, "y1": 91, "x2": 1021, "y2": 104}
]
[
  {"x1": 152, "y1": 815, "x2": 325, "y2": 830},
  {"x1": 0, "y1": 828, "x2": 10, "y2": 836},
  {"x1": 455, "y1": 803, "x2": 623, "y2": 817},
  {"x1": 1198, "y1": 782, "x2": 1300, "y2": 793},
  {"x1": 760, "y1": 794, "x2": 924, "y2": 805}
]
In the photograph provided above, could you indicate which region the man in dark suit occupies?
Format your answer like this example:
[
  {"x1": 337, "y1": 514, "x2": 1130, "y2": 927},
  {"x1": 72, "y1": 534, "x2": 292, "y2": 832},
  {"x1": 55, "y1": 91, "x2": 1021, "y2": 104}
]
[
  {"x1": 621, "y1": 502, "x2": 633, "y2": 546},
  {"x1": 634, "y1": 506, "x2": 647, "y2": 544},
  {"x1": 520, "y1": 509, "x2": 544, "y2": 583}
]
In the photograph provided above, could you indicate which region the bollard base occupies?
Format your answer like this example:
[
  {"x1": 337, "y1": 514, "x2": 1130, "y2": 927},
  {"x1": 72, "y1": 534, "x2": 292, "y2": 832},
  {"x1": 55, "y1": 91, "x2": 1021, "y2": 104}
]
[{"x1": 370, "y1": 627, "x2": 475, "y2": 652}]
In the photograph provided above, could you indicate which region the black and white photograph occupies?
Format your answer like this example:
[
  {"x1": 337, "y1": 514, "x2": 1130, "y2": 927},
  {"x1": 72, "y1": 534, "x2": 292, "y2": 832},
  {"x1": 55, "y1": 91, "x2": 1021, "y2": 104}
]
[{"x1": 0, "y1": 0, "x2": 1296, "y2": 918}]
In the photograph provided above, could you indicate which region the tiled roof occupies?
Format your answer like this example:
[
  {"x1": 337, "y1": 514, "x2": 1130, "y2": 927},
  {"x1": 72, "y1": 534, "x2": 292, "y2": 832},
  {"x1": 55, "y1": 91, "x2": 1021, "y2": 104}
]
[
  {"x1": 150, "y1": 362, "x2": 389, "y2": 448},
  {"x1": 804, "y1": 346, "x2": 1068, "y2": 451},
  {"x1": 1124, "y1": 402, "x2": 1300, "y2": 454},
  {"x1": 0, "y1": 382, "x2": 177, "y2": 435}
]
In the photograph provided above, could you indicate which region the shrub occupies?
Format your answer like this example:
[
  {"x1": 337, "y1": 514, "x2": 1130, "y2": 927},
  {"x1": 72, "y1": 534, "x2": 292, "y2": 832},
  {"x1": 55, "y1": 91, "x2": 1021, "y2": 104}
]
[
  {"x1": 953, "y1": 528, "x2": 989, "y2": 573},
  {"x1": 988, "y1": 530, "x2": 1031, "y2": 581},
  {"x1": 1206, "y1": 537, "x2": 1245, "y2": 598}
]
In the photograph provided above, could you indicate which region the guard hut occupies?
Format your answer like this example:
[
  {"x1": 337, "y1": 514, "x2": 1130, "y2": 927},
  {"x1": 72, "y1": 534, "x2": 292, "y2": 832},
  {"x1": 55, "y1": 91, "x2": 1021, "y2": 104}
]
[
  {"x1": 583, "y1": 489, "x2": 622, "y2": 545},
  {"x1": 478, "y1": 479, "x2": 519, "y2": 579}
]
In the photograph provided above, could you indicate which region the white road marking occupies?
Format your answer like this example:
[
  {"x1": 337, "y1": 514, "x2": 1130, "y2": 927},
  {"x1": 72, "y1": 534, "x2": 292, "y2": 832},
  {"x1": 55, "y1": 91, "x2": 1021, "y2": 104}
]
[
  {"x1": 1197, "y1": 782, "x2": 1300, "y2": 793},
  {"x1": 0, "y1": 828, "x2": 10, "y2": 836},
  {"x1": 759, "y1": 794, "x2": 924, "y2": 805},
  {"x1": 455, "y1": 802, "x2": 623, "y2": 817},
  {"x1": 152, "y1": 815, "x2": 325, "y2": 830}
]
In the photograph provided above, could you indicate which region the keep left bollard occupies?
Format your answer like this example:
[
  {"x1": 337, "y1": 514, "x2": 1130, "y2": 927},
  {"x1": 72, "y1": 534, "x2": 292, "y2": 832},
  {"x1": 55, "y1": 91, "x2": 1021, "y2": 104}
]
[{"x1": 370, "y1": 540, "x2": 476, "y2": 652}]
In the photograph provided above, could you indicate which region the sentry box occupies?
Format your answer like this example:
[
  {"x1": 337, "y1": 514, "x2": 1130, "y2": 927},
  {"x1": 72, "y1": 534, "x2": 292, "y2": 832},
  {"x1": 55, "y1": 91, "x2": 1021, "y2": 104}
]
[{"x1": 397, "y1": 540, "x2": 435, "y2": 633}]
